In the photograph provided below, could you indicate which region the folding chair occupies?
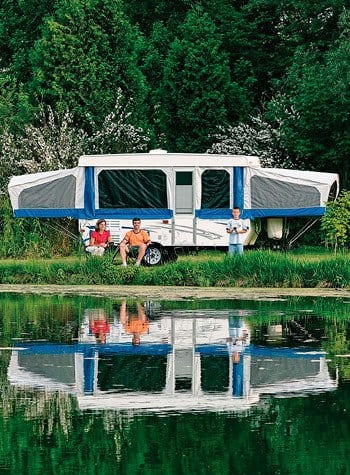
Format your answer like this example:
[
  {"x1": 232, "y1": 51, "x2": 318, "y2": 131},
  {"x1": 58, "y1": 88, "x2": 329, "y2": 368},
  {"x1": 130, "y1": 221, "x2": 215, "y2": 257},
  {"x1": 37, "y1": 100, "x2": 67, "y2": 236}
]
[{"x1": 111, "y1": 243, "x2": 162, "y2": 266}]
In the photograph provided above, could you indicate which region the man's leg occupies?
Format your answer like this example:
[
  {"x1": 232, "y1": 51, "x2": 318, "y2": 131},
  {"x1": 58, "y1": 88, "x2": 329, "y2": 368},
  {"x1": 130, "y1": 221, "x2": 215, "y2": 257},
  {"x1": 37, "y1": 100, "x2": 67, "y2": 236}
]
[
  {"x1": 120, "y1": 243, "x2": 129, "y2": 266},
  {"x1": 136, "y1": 243, "x2": 147, "y2": 265}
]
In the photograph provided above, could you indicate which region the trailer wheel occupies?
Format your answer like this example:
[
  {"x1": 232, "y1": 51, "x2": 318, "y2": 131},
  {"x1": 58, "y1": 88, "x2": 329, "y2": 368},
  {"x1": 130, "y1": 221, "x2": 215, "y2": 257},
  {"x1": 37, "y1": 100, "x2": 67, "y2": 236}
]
[{"x1": 143, "y1": 244, "x2": 163, "y2": 266}]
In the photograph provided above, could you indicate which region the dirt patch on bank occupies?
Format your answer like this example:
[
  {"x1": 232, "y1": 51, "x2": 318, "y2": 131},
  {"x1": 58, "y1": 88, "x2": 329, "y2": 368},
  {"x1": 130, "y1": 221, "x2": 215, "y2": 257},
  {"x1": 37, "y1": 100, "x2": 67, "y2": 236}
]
[{"x1": 0, "y1": 284, "x2": 349, "y2": 300}]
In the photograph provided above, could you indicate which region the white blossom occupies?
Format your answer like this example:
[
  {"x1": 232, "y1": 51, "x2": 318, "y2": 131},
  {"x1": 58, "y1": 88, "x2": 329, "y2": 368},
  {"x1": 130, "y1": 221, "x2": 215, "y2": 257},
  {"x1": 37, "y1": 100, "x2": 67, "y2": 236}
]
[
  {"x1": 0, "y1": 89, "x2": 150, "y2": 192},
  {"x1": 208, "y1": 115, "x2": 290, "y2": 168}
]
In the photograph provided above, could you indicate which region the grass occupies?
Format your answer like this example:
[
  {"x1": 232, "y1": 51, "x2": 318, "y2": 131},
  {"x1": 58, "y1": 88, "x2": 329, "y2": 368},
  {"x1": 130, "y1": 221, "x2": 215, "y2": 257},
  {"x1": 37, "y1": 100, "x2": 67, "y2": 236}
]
[{"x1": 0, "y1": 247, "x2": 349, "y2": 288}]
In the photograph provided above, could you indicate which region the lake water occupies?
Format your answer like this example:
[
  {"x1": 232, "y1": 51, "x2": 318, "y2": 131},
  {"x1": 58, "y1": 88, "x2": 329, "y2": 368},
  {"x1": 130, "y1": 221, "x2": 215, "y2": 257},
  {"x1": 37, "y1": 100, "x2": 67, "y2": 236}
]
[{"x1": 1, "y1": 293, "x2": 350, "y2": 474}]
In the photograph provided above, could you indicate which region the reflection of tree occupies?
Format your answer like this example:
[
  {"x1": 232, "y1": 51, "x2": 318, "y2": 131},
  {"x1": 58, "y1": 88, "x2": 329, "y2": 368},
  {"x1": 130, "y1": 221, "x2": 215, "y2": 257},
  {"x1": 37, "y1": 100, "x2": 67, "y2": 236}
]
[
  {"x1": 0, "y1": 382, "x2": 132, "y2": 473},
  {"x1": 1, "y1": 295, "x2": 350, "y2": 471},
  {"x1": 322, "y1": 320, "x2": 350, "y2": 381},
  {"x1": 0, "y1": 294, "x2": 113, "y2": 344},
  {"x1": 251, "y1": 389, "x2": 350, "y2": 474},
  {"x1": 1, "y1": 384, "x2": 350, "y2": 473}
]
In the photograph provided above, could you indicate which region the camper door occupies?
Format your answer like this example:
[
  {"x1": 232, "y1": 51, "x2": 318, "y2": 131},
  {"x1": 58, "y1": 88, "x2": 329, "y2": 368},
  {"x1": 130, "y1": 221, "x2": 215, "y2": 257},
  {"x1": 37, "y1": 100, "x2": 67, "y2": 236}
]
[{"x1": 173, "y1": 170, "x2": 196, "y2": 246}]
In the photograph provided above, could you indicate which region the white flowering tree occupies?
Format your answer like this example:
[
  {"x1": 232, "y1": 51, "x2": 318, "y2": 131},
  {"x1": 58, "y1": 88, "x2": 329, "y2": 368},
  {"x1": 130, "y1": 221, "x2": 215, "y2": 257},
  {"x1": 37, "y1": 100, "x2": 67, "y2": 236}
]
[
  {"x1": 1, "y1": 107, "x2": 88, "y2": 177},
  {"x1": 87, "y1": 89, "x2": 150, "y2": 154},
  {"x1": 0, "y1": 89, "x2": 150, "y2": 193},
  {"x1": 208, "y1": 115, "x2": 289, "y2": 168}
]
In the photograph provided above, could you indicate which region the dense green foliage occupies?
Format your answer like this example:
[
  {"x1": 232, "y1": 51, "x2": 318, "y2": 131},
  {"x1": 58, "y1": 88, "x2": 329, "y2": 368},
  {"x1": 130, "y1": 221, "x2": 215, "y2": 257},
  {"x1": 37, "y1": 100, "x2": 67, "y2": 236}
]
[
  {"x1": 321, "y1": 190, "x2": 350, "y2": 251},
  {"x1": 1, "y1": 0, "x2": 350, "y2": 189}
]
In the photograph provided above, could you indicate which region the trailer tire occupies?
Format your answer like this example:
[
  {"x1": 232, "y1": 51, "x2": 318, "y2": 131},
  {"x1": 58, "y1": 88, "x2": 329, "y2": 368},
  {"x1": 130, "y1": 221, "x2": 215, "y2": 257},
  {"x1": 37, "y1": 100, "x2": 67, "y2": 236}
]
[{"x1": 143, "y1": 244, "x2": 163, "y2": 266}]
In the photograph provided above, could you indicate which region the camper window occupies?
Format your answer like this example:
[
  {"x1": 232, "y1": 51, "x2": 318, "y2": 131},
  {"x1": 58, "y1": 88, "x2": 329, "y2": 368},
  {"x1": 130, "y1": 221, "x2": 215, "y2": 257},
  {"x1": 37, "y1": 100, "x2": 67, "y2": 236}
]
[
  {"x1": 201, "y1": 170, "x2": 230, "y2": 209},
  {"x1": 98, "y1": 169, "x2": 168, "y2": 209},
  {"x1": 251, "y1": 176, "x2": 320, "y2": 209},
  {"x1": 175, "y1": 171, "x2": 193, "y2": 214}
]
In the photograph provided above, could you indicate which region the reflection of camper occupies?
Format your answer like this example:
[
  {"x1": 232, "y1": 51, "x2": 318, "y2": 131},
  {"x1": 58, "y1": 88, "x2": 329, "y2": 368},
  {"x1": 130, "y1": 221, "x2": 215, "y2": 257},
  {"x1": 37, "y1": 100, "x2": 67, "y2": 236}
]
[
  {"x1": 7, "y1": 310, "x2": 338, "y2": 413},
  {"x1": 8, "y1": 151, "x2": 339, "y2": 263}
]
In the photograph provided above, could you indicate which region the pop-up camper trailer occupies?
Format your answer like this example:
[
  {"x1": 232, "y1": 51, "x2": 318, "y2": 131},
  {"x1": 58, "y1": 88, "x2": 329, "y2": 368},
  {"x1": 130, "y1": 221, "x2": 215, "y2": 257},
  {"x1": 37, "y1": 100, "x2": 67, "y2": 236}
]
[{"x1": 8, "y1": 150, "x2": 339, "y2": 263}]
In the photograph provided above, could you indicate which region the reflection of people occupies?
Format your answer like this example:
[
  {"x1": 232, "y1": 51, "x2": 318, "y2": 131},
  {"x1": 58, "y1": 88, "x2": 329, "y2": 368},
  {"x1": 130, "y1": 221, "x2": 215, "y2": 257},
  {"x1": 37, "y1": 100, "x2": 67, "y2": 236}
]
[
  {"x1": 119, "y1": 217, "x2": 151, "y2": 267},
  {"x1": 86, "y1": 219, "x2": 113, "y2": 256},
  {"x1": 88, "y1": 309, "x2": 110, "y2": 343},
  {"x1": 227, "y1": 316, "x2": 250, "y2": 364},
  {"x1": 226, "y1": 207, "x2": 249, "y2": 255},
  {"x1": 119, "y1": 300, "x2": 149, "y2": 345},
  {"x1": 226, "y1": 336, "x2": 248, "y2": 364},
  {"x1": 227, "y1": 317, "x2": 250, "y2": 397}
]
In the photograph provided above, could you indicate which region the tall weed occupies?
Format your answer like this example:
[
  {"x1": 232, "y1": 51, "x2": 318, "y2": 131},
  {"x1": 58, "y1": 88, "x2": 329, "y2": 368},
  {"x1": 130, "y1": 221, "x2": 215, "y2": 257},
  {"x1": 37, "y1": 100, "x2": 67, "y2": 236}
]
[{"x1": 0, "y1": 196, "x2": 77, "y2": 258}]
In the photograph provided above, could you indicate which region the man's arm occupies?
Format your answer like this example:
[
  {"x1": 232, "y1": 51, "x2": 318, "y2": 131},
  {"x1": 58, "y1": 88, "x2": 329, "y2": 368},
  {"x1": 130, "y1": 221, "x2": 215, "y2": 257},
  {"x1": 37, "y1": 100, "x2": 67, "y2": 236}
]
[
  {"x1": 137, "y1": 304, "x2": 147, "y2": 322},
  {"x1": 119, "y1": 300, "x2": 127, "y2": 324},
  {"x1": 240, "y1": 220, "x2": 249, "y2": 234},
  {"x1": 143, "y1": 230, "x2": 151, "y2": 246},
  {"x1": 120, "y1": 231, "x2": 130, "y2": 246}
]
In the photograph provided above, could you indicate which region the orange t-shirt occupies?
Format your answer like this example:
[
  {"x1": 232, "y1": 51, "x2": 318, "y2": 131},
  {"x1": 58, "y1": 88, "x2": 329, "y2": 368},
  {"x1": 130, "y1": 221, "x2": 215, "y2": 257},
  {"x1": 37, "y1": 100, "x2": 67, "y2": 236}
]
[
  {"x1": 125, "y1": 318, "x2": 149, "y2": 335},
  {"x1": 124, "y1": 229, "x2": 150, "y2": 246}
]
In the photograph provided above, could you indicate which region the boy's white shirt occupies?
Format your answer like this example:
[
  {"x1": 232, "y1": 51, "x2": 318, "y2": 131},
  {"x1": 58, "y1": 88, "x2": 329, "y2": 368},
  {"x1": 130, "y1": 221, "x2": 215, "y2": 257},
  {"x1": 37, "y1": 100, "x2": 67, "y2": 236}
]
[{"x1": 227, "y1": 218, "x2": 249, "y2": 245}]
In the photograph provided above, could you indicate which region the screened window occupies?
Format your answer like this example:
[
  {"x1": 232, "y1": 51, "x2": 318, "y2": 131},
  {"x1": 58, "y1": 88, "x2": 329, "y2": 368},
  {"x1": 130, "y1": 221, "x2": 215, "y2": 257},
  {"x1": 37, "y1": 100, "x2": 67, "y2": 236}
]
[
  {"x1": 251, "y1": 176, "x2": 320, "y2": 208},
  {"x1": 19, "y1": 175, "x2": 76, "y2": 208},
  {"x1": 201, "y1": 170, "x2": 230, "y2": 208},
  {"x1": 98, "y1": 170, "x2": 168, "y2": 209}
]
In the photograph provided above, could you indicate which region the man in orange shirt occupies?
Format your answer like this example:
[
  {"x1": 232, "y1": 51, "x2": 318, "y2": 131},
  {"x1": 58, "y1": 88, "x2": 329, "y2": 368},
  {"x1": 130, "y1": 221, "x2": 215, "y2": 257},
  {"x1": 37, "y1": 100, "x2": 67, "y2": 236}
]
[
  {"x1": 119, "y1": 300, "x2": 149, "y2": 346},
  {"x1": 119, "y1": 217, "x2": 151, "y2": 267}
]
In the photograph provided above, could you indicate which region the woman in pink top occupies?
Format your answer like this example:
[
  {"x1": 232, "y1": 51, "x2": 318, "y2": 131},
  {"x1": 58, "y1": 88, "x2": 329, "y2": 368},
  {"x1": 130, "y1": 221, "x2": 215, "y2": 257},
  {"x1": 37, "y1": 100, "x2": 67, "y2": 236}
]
[{"x1": 86, "y1": 219, "x2": 112, "y2": 256}]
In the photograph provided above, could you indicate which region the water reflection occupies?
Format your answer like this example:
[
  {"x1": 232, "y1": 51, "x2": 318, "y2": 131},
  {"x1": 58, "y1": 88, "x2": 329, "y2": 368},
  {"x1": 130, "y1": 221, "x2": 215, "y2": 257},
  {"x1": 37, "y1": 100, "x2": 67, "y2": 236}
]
[
  {"x1": 8, "y1": 301, "x2": 337, "y2": 414},
  {"x1": 86, "y1": 308, "x2": 110, "y2": 344}
]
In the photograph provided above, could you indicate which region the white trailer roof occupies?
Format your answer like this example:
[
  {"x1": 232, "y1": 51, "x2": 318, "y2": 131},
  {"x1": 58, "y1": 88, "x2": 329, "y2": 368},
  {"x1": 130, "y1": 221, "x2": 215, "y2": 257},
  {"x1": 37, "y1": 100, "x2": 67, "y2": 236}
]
[{"x1": 78, "y1": 151, "x2": 261, "y2": 168}]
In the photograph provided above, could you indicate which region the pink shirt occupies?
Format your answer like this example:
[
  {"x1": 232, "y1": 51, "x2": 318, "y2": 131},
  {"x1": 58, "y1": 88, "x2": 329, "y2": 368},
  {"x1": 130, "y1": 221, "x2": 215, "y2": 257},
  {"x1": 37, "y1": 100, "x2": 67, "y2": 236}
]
[{"x1": 91, "y1": 230, "x2": 110, "y2": 245}]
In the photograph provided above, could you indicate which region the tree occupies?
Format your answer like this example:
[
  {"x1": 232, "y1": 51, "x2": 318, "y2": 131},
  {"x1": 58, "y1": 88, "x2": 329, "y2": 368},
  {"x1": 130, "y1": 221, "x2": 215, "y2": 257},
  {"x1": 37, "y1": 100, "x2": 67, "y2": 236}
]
[
  {"x1": 267, "y1": 10, "x2": 350, "y2": 186},
  {"x1": 0, "y1": 0, "x2": 56, "y2": 80},
  {"x1": 139, "y1": 21, "x2": 172, "y2": 145},
  {"x1": 28, "y1": 0, "x2": 148, "y2": 132},
  {"x1": 123, "y1": 0, "x2": 190, "y2": 36},
  {"x1": 321, "y1": 190, "x2": 350, "y2": 252},
  {"x1": 159, "y1": 6, "x2": 248, "y2": 152}
]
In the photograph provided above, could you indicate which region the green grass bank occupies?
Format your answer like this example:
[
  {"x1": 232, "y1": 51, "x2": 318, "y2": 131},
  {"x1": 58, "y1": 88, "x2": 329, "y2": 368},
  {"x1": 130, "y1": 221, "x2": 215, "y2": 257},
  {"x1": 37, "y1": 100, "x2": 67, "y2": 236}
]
[{"x1": 0, "y1": 249, "x2": 349, "y2": 288}]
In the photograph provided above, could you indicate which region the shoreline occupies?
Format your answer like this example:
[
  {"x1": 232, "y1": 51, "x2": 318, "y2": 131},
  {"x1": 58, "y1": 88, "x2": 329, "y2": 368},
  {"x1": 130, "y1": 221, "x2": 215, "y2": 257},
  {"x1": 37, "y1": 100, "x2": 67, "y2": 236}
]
[{"x1": 0, "y1": 284, "x2": 349, "y2": 300}]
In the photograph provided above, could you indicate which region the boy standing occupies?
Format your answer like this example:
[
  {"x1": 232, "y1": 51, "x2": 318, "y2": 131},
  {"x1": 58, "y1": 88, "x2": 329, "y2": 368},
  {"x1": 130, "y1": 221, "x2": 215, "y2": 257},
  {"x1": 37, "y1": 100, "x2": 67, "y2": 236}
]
[{"x1": 226, "y1": 207, "x2": 249, "y2": 255}]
